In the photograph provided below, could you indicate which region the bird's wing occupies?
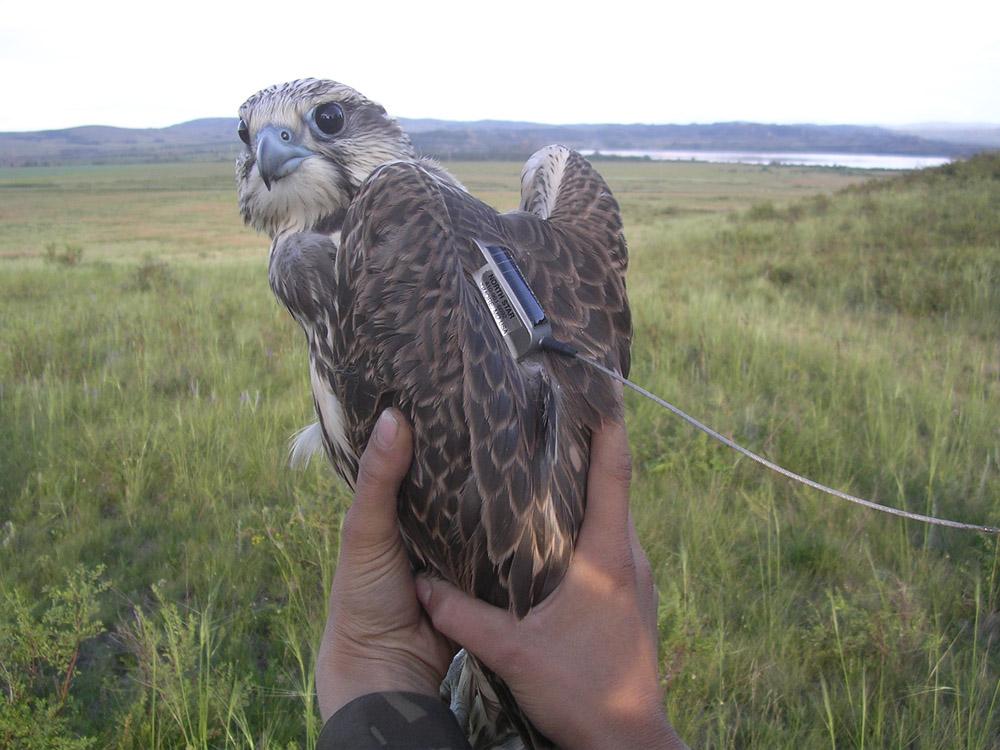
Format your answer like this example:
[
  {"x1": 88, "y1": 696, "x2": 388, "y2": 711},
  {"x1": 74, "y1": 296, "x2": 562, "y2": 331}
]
[
  {"x1": 267, "y1": 231, "x2": 362, "y2": 482},
  {"x1": 329, "y1": 161, "x2": 556, "y2": 615},
  {"x1": 453, "y1": 145, "x2": 633, "y2": 465},
  {"x1": 512, "y1": 144, "x2": 631, "y2": 376},
  {"x1": 326, "y1": 151, "x2": 629, "y2": 620}
]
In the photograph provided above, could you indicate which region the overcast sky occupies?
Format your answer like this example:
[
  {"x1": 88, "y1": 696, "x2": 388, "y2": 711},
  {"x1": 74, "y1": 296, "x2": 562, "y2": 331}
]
[{"x1": 1, "y1": 0, "x2": 998, "y2": 132}]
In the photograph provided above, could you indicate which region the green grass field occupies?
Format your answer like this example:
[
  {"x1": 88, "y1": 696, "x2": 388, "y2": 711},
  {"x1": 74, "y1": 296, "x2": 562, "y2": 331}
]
[{"x1": 1, "y1": 155, "x2": 998, "y2": 748}]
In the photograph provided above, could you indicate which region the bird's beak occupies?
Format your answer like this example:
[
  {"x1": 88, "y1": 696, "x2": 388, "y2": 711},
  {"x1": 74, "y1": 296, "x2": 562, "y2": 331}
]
[{"x1": 256, "y1": 126, "x2": 315, "y2": 191}]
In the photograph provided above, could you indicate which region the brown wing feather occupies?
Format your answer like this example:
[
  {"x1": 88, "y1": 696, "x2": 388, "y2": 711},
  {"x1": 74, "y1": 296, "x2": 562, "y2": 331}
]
[
  {"x1": 514, "y1": 146, "x2": 631, "y2": 378},
  {"x1": 275, "y1": 149, "x2": 630, "y2": 750},
  {"x1": 331, "y1": 161, "x2": 578, "y2": 617},
  {"x1": 328, "y1": 150, "x2": 630, "y2": 615}
]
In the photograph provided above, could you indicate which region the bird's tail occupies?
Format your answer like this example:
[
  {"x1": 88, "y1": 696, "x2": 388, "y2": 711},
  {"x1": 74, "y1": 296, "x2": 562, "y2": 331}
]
[
  {"x1": 442, "y1": 650, "x2": 553, "y2": 750},
  {"x1": 519, "y1": 145, "x2": 627, "y2": 273}
]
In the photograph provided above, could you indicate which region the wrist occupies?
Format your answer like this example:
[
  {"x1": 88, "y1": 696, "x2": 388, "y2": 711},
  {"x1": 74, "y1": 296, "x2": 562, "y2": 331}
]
[
  {"x1": 579, "y1": 721, "x2": 685, "y2": 750},
  {"x1": 574, "y1": 699, "x2": 686, "y2": 750},
  {"x1": 317, "y1": 647, "x2": 440, "y2": 720},
  {"x1": 619, "y1": 712, "x2": 687, "y2": 750}
]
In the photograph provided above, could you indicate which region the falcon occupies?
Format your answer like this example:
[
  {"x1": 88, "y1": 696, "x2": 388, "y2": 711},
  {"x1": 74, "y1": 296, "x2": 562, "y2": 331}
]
[{"x1": 236, "y1": 78, "x2": 631, "y2": 749}]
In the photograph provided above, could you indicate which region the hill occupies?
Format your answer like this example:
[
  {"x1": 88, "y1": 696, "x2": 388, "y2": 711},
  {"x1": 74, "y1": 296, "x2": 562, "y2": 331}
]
[
  {"x1": 0, "y1": 119, "x2": 238, "y2": 167},
  {"x1": 889, "y1": 122, "x2": 1000, "y2": 149},
  {"x1": 0, "y1": 117, "x2": 982, "y2": 167},
  {"x1": 405, "y1": 120, "x2": 977, "y2": 160}
]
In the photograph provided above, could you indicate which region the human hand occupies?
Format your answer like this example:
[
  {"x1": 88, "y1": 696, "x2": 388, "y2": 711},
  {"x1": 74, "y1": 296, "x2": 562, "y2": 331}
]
[
  {"x1": 415, "y1": 421, "x2": 687, "y2": 750},
  {"x1": 315, "y1": 409, "x2": 455, "y2": 720}
]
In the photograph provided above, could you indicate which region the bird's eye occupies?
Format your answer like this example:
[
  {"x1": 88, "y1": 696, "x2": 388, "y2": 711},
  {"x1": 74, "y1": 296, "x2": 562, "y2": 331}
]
[
  {"x1": 238, "y1": 118, "x2": 250, "y2": 145},
  {"x1": 314, "y1": 102, "x2": 345, "y2": 136}
]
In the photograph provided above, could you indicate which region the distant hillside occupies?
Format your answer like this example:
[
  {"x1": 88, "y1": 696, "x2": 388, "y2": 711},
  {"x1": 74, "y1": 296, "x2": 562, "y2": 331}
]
[
  {"x1": 0, "y1": 119, "x2": 239, "y2": 167},
  {"x1": 713, "y1": 151, "x2": 1000, "y2": 336},
  {"x1": 887, "y1": 123, "x2": 1000, "y2": 149},
  {"x1": 405, "y1": 121, "x2": 980, "y2": 161},
  {"x1": 0, "y1": 118, "x2": 985, "y2": 167}
]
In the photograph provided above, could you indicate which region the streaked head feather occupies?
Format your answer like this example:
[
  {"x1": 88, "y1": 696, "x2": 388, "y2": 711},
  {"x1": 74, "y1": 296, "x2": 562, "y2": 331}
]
[{"x1": 236, "y1": 78, "x2": 414, "y2": 236}]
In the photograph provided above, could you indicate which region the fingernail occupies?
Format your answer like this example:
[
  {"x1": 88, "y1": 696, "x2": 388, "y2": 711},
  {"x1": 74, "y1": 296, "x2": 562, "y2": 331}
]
[
  {"x1": 374, "y1": 410, "x2": 398, "y2": 449},
  {"x1": 415, "y1": 576, "x2": 432, "y2": 607}
]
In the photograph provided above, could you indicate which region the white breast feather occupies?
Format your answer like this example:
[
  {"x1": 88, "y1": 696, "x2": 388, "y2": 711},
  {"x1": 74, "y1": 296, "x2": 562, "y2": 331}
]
[
  {"x1": 289, "y1": 421, "x2": 325, "y2": 468},
  {"x1": 309, "y1": 356, "x2": 354, "y2": 465}
]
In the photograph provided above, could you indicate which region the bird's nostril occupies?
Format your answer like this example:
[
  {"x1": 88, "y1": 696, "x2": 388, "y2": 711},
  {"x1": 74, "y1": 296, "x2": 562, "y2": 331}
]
[{"x1": 280, "y1": 130, "x2": 291, "y2": 142}]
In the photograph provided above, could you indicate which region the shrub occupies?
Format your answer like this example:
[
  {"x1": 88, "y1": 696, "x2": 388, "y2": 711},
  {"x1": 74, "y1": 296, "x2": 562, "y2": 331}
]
[
  {"x1": 0, "y1": 565, "x2": 110, "y2": 749},
  {"x1": 43, "y1": 242, "x2": 84, "y2": 267},
  {"x1": 746, "y1": 201, "x2": 780, "y2": 221},
  {"x1": 125, "y1": 255, "x2": 177, "y2": 292}
]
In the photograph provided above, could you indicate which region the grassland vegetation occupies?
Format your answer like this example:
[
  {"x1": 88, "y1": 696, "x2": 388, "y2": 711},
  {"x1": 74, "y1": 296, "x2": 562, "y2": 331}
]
[
  {"x1": 43, "y1": 242, "x2": 84, "y2": 267},
  {"x1": 0, "y1": 155, "x2": 998, "y2": 747}
]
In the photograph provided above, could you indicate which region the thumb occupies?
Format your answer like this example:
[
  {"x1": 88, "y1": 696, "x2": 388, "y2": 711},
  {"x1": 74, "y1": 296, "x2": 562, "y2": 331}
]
[
  {"x1": 342, "y1": 409, "x2": 413, "y2": 549},
  {"x1": 415, "y1": 575, "x2": 516, "y2": 672}
]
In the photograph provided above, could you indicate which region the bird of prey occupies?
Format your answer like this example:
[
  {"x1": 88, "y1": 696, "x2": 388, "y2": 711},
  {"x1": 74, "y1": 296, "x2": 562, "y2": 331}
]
[{"x1": 236, "y1": 78, "x2": 631, "y2": 749}]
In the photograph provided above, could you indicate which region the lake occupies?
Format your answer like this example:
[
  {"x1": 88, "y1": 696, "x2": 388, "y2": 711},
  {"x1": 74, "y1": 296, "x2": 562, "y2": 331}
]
[{"x1": 580, "y1": 149, "x2": 953, "y2": 170}]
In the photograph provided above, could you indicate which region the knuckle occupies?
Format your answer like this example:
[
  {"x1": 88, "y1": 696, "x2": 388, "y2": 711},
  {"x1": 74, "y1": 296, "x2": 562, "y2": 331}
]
[
  {"x1": 634, "y1": 548, "x2": 654, "y2": 586},
  {"x1": 615, "y1": 548, "x2": 638, "y2": 582},
  {"x1": 338, "y1": 506, "x2": 363, "y2": 546},
  {"x1": 355, "y1": 453, "x2": 387, "y2": 493},
  {"x1": 601, "y1": 535, "x2": 638, "y2": 584},
  {"x1": 424, "y1": 584, "x2": 447, "y2": 622},
  {"x1": 424, "y1": 581, "x2": 458, "y2": 626},
  {"x1": 608, "y1": 447, "x2": 633, "y2": 487}
]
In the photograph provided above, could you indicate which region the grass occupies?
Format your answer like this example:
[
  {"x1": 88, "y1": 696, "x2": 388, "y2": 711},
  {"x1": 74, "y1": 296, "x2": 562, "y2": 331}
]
[{"x1": 1, "y1": 155, "x2": 998, "y2": 748}]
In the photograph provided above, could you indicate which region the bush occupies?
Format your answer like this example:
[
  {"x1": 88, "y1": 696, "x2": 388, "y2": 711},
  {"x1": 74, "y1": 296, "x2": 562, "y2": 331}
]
[
  {"x1": 124, "y1": 255, "x2": 177, "y2": 292},
  {"x1": 0, "y1": 565, "x2": 110, "y2": 749},
  {"x1": 43, "y1": 242, "x2": 84, "y2": 267},
  {"x1": 746, "y1": 201, "x2": 780, "y2": 221}
]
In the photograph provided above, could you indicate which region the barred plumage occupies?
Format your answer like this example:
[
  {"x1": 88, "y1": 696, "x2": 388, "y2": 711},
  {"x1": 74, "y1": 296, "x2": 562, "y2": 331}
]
[{"x1": 237, "y1": 78, "x2": 631, "y2": 749}]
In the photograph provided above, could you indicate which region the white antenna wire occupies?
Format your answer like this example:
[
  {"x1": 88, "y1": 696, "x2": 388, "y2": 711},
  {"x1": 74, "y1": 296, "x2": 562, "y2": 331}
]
[
  {"x1": 469, "y1": 244, "x2": 999, "y2": 537},
  {"x1": 568, "y1": 350, "x2": 1000, "y2": 535}
]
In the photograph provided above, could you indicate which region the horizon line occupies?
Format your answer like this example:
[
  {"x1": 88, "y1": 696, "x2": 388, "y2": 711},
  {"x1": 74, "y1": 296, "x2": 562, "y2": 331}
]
[{"x1": 2, "y1": 117, "x2": 999, "y2": 136}]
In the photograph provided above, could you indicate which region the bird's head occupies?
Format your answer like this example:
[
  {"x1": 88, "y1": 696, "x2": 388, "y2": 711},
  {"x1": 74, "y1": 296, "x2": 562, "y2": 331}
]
[{"x1": 236, "y1": 78, "x2": 415, "y2": 237}]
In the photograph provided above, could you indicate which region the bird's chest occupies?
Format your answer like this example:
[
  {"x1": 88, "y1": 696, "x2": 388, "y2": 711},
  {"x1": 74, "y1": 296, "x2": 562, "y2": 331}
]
[{"x1": 306, "y1": 327, "x2": 357, "y2": 480}]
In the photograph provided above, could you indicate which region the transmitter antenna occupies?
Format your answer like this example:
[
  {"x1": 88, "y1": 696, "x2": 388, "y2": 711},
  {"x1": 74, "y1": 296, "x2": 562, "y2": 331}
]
[
  {"x1": 471, "y1": 238, "x2": 999, "y2": 535},
  {"x1": 544, "y1": 339, "x2": 1000, "y2": 535}
]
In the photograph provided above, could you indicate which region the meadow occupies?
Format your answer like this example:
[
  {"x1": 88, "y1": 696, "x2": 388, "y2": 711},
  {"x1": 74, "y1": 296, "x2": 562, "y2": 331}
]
[{"x1": 1, "y1": 155, "x2": 998, "y2": 748}]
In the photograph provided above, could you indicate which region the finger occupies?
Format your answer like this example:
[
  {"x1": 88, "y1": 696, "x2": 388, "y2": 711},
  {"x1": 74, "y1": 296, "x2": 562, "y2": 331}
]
[
  {"x1": 342, "y1": 409, "x2": 413, "y2": 549},
  {"x1": 415, "y1": 576, "x2": 519, "y2": 674},
  {"x1": 576, "y1": 419, "x2": 632, "y2": 563}
]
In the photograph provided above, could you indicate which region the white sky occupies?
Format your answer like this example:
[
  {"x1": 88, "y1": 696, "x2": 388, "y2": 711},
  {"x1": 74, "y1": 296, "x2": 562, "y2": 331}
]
[{"x1": 1, "y1": 0, "x2": 998, "y2": 131}]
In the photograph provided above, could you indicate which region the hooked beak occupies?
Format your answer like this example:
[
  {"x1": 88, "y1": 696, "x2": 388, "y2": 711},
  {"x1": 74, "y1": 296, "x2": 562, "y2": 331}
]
[{"x1": 256, "y1": 126, "x2": 315, "y2": 190}]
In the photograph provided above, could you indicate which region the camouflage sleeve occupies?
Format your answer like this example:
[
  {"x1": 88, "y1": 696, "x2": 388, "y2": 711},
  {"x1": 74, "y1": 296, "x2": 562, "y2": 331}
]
[{"x1": 317, "y1": 691, "x2": 472, "y2": 749}]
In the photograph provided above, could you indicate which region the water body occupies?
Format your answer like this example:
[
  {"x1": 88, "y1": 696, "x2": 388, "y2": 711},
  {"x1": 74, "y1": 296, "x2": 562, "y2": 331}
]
[{"x1": 580, "y1": 149, "x2": 953, "y2": 170}]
